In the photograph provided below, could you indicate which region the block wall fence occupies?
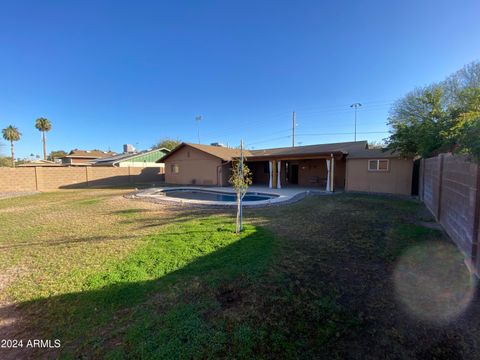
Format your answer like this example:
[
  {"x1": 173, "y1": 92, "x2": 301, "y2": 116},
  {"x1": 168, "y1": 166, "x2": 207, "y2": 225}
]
[
  {"x1": 0, "y1": 166, "x2": 165, "y2": 192},
  {"x1": 419, "y1": 154, "x2": 480, "y2": 275}
]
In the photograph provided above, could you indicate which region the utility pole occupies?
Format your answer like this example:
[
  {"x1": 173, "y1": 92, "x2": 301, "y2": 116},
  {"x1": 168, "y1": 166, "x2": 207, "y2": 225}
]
[
  {"x1": 350, "y1": 103, "x2": 362, "y2": 142},
  {"x1": 239, "y1": 139, "x2": 244, "y2": 231},
  {"x1": 195, "y1": 115, "x2": 203, "y2": 144},
  {"x1": 292, "y1": 111, "x2": 296, "y2": 147}
]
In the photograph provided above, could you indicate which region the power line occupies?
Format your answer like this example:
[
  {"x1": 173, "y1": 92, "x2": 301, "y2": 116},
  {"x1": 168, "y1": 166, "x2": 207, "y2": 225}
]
[
  {"x1": 200, "y1": 100, "x2": 395, "y2": 139},
  {"x1": 245, "y1": 130, "x2": 390, "y2": 147}
]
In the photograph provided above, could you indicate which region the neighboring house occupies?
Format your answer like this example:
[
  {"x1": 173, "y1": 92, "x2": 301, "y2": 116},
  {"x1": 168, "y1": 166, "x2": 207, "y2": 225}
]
[
  {"x1": 92, "y1": 148, "x2": 170, "y2": 168},
  {"x1": 61, "y1": 149, "x2": 116, "y2": 166},
  {"x1": 160, "y1": 141, "x2": 414, "y2": 195},
  {"x1": 17, "y1": 159, "x2": 61, "y2": 167}
]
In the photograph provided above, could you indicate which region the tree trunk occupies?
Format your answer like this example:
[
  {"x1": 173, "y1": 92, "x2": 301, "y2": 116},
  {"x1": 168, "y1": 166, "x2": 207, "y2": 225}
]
[
  {"x1": 236, "y1": 191, "x2": 241, "y2": 233},
  {"x1": 10, "y1": 141, "x2": 15, "y2": 168},
  {"x1": 42, "y1": 131, "x2": 47, "y2": 160}
]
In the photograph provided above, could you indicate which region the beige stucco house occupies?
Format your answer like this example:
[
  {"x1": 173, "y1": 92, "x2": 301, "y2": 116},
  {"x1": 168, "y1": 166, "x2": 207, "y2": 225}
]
[{"x1": 159, "y1": 141, "x2": 414, "y2": 195}]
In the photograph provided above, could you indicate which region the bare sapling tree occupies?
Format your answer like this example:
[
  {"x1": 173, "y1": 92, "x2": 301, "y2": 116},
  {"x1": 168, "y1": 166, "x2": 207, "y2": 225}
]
[{"x1": 229, "y1": 140, "x2": 252, "y2": 233}]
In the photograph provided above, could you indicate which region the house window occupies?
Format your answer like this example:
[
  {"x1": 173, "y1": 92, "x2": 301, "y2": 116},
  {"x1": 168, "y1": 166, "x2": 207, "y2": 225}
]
[
  {"x1": 171, "y1": 164, "x2": 179, "y2": 174},
  {"x1": 368, "y1": 159, "x2": 389, "y2": 172}
]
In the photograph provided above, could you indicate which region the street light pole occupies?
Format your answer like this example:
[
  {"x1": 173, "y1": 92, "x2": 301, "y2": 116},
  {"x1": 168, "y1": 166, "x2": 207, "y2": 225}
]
[
  {"x1": 350, "y1": 103, "x2": 362, "y2": 142},
  {"x1": 195, "y1": 115, "x2": 203, "y2": 144}
]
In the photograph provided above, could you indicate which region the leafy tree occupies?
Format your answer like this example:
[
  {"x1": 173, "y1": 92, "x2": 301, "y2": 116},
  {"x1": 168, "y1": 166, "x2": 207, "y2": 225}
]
[
  {"x1": 2, "y1": 125, "x2": 21, "y2": 167},
  {"x1": 368, "y1": 140, "x2": 387, "y2": 149},
  {"x1": 35, "y1": 117, "x2": 52, "y2": 160},
  {"x1": 0, "y1": 156, "x2": 12, "y2": 167},
  {"x1": 154, "y1": 138, "x2": 181, "y2": 150},
  {"x1": 48, "y1": 150, "x2": 67, "y2": 161},
  {"x1": 229, "y1": 142, "x2": 252, "y2": 233},
  {"x1": 386, "y1": 61, "x2": 480, "y2": 160},
  {"x1": 444, "y1": 87, "x2": 480, "y2": 160}
]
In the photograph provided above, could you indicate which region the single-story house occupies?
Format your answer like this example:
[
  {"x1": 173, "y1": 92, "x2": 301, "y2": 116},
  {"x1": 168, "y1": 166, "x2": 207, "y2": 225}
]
[
  {"x1": 92, "y1": 148, "x2": 170, "y2": 168},
  {"x1": 159, "y1": 141, "x2": 414, "y2": 195},
  {"x1": 17, "y1": 159, "x2": 61, "y2": 167},
  {"x1": 61, "y1": 149, "x2": 116, "y2": 166}
]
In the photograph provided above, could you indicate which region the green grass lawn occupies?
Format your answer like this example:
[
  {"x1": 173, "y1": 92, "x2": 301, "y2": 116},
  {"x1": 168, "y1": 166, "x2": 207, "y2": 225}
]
[{"x1": 0, "y1": 190, "x2": 478, "y2": 359}]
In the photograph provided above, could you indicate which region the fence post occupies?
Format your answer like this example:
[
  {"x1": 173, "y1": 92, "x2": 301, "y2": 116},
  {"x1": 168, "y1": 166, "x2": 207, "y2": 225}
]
[
  {"x1": 85, "y1": 167, "x2": 89, "y2": 187},
  {"x1": 34, "y1": 166, "x2": 39, "y2": 191},
  {"x1": 419, "y1": 158, "x2": 424, "y2": 201}
]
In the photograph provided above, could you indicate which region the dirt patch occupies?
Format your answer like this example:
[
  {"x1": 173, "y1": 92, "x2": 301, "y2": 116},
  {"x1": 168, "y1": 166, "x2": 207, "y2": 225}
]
[{"x1": 217, "y1": 287, "x2": 242, "y2": 309}]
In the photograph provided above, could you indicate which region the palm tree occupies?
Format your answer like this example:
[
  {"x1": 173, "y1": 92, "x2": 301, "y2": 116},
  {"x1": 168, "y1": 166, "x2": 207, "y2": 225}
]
[
  {"x1": 2, "y1": 125, "x2": 21, "y2": 167},
  {"x1": 35, "y1": 117, "x2": 52, "y2": 160}
]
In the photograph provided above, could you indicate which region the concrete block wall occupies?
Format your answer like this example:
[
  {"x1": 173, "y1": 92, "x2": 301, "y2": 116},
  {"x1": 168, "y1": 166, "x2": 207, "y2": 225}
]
[
  {"x1": 0, "y1": 166, "x2": 165, "y2": 192},
  {"x1": 0, "y1": 168, "x2": 37, "y2": 191}
]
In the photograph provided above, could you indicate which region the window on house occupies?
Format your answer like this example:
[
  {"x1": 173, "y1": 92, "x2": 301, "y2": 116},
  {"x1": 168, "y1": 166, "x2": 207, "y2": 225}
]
[
  {"x1": 171, "y1": 164, "x2": 179, "y2": 173},
  {"x1": 368, "y1": 159, "x2": 389, "y2": 172}
]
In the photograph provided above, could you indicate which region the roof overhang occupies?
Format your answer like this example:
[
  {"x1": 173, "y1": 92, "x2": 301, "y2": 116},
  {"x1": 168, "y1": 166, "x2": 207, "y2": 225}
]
[{"x1": 240, "y1": 151, "x2": 346, "y2": 161}]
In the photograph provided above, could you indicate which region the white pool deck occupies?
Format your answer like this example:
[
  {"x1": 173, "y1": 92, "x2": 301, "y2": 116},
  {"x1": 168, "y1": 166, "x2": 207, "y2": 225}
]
[{"x1": 134, "y1": 185, "x2": 334, "y2": 207}]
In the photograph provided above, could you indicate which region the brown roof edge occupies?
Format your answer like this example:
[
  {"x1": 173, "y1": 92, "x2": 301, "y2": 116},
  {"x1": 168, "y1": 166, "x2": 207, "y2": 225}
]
[
  {"x1": 157, "y1": 143, "x2": 188, "y2": 162},
  {"x1": 347, "y1": 148, "x2": 412, "y2": 159},
  {"x1": 158, "y1": 143, "x2": 244, "y2": 162},
  {"x1": 159, "y1": 141, "x2": 371, "y2": 162}
]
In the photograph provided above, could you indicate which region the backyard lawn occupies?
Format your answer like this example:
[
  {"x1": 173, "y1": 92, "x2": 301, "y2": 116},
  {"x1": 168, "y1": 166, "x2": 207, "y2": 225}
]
[{"x1": 0, "y1": 189, "x2": 478, "y2": 359}]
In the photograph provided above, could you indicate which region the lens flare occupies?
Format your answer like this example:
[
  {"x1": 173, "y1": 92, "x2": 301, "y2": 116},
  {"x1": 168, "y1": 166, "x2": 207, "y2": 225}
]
[{"x1": 393, "y1": 241, "x2": 476, "y2": 323}]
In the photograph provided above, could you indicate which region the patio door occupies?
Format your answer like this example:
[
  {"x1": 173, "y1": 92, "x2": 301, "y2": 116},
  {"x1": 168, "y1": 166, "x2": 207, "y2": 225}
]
[{"x1": 290, "y1": 164, "x2": 299, "y2": 185}]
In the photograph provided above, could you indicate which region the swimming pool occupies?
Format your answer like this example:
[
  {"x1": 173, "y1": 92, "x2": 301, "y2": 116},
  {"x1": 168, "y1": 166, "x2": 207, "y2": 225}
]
[{"x1": 159, "y1": 189, "x2": 278, "y2": 202}]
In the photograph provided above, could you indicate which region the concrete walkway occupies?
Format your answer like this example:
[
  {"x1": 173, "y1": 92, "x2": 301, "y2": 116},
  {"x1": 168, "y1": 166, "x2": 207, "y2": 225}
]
[{"x1": 134, "y1": 185, "x2": 333, "y2": 207}]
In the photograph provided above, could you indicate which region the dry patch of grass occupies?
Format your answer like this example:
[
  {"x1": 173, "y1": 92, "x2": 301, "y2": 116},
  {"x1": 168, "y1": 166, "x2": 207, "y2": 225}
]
[
  {"x1": 0, "y1": 189, "x2": 185, "y2": 302},
  {"x1": 1, "y1": 190, "x2": 478, "y2": 359}
]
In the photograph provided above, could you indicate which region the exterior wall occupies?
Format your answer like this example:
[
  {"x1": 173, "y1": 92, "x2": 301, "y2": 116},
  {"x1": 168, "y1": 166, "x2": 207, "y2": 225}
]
[
  {"x1": 62, "y1": 157, "x2": 96, "y2": 165},
  {"x1": 345, "y1": 158, "x2": 413, "y2": 195},
  {"x1": 164, "y1": 146, "x2": 222, "y2": 186},
  {"x1": 0, "y1": 167, "x2": 164, "y2": 191}
]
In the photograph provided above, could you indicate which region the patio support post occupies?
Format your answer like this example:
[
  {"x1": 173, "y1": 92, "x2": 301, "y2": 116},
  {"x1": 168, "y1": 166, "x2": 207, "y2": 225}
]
[
  {"x1": 268, "y1": 161, "x2": 273, "y2": 188},
  {"x1": 326, "y1": 159, "x2": 331, "y2": 192},
  {"x1": 330, "y1": 153, "x2": 335, "y2": 192},
  {"x1": 277, "y1": 160, "x2": 281, "y2": 189}
]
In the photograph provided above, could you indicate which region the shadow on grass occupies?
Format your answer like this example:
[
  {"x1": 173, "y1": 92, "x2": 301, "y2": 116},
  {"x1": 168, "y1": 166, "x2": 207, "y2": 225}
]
[{"x1": 0, "y1": 222, "x2": 280, "y2": 359}]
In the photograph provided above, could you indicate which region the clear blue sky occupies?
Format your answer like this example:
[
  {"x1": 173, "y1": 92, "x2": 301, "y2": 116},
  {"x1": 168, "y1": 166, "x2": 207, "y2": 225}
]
[{"x1": 1, "y1": 0, "x2": 479, "y2": 158}]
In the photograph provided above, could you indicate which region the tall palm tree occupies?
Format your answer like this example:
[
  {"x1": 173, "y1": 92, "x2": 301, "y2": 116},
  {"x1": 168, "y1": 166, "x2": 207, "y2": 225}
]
[
  {"x1": 35, "y1": 117, "x2": 52, "y2": 160},
  {"x1": 2, "y1": 125, "x2": 21, "y2": 167}
]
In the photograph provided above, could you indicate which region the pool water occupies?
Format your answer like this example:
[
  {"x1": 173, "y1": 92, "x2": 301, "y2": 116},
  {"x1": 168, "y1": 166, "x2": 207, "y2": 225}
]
[{"x1": 160, "y1": 189, "x2": 277, "y2": 202}]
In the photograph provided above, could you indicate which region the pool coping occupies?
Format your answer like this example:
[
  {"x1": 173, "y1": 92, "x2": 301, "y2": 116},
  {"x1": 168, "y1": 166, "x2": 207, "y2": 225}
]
[{"x1": 131, "y1": 186, "x2": 332, "y2": 207}]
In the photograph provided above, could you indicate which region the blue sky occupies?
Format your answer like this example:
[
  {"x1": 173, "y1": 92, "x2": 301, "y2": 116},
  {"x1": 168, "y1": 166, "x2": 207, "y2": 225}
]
[{"x1": 1, "y1": 0, "x2": 479, "y2": 158}]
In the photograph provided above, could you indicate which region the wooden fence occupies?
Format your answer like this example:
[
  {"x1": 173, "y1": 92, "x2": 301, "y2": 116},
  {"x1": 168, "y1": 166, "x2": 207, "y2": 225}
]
[
  {"x1": 419, "y1": 154, "x2": 480, "y2": 275},
  {"x1": 0, "y1": 166, "x2": 165, "y2": 192}
]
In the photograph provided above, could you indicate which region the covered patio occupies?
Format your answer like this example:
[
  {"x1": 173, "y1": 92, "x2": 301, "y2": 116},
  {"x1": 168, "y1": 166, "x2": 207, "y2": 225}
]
[{"x1": 246, "y1": 153, "x2": 346, "y2": 192}]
